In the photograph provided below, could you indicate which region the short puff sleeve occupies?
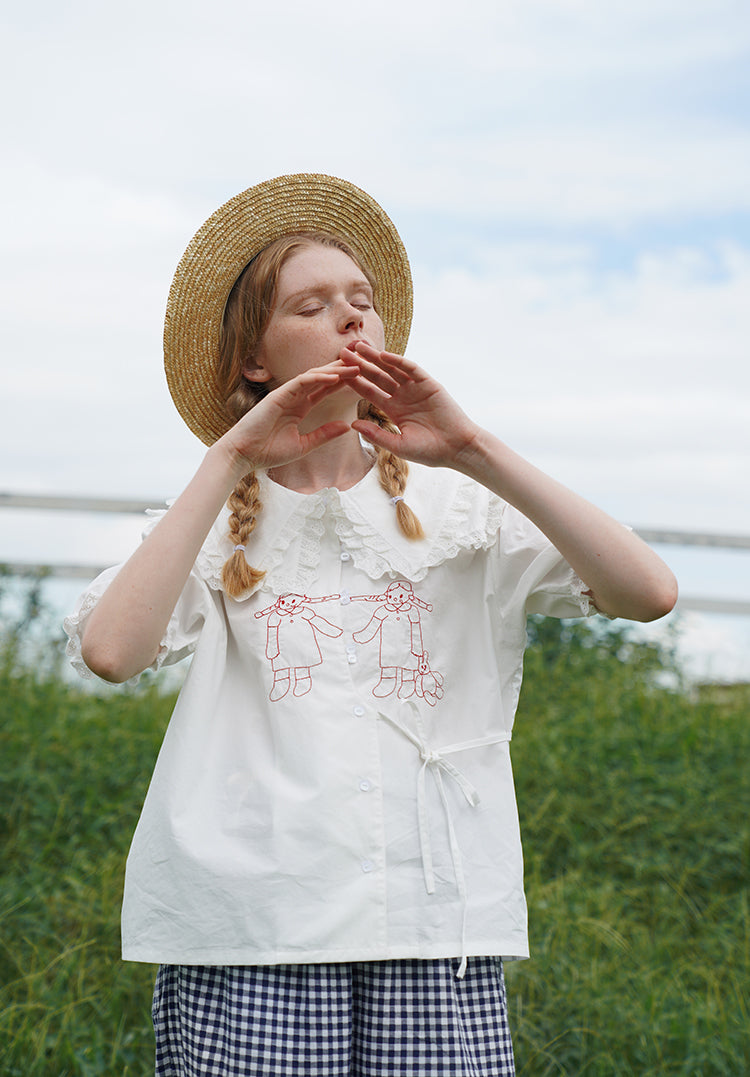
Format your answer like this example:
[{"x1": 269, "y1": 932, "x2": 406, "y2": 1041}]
[
  {"x1": 63, "y1": 511, "x2": 214, "y2": 686},
  {"x1": 492, "y1": 503, "x2": 595, "y2": 621}
]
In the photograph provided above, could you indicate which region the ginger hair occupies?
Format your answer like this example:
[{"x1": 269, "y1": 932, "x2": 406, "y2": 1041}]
[
  {"x1": 357, "y1": 400, "x2": 424, "y2": 540},
  {"x1": 217, "y1": 233, "x2": 423, "y2": 598}
]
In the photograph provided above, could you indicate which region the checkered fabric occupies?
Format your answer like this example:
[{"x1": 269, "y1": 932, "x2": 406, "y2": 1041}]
[{"x1": 152, "y1": 957, "x2": 515, "y2": 1076}]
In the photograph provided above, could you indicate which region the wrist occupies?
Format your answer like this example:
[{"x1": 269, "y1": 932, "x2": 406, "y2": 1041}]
[
  {"x1": 452, "y1": 426, "x2": 505, "y2": 481},
  {"x1": 206, "y1": 436, "x2": 257, "y2": 487}
]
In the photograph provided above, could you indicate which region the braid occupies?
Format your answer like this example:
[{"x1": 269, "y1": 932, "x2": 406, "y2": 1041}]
[
  {"x1": 358, "y1": 401, "x2": 425, "y2": 540},
  {"x1": 222, "y1": 471, "x2": 266, "y2": 597}
]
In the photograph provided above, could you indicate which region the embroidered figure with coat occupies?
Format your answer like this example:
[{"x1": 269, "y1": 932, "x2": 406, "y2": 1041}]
[{"x1": 351, "y1": 580, "x2": 443, "y2": 702}]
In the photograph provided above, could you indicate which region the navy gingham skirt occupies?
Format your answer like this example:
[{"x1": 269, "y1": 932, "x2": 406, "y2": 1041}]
[{"x1": 152, "y1": 957, "x2": 515, "y2": 1076}]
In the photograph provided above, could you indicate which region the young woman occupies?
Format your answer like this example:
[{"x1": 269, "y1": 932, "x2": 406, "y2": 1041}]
[{"x1": 66, "y1": 174, "x2": 677, "y2": 1076}]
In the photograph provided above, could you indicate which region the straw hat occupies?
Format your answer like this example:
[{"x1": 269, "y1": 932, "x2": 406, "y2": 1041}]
[{"x1": 163, "y1": 173, "x2": 413, "y2": 445}]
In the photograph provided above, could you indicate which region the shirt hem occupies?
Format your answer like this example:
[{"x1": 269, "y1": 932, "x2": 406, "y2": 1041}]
[{"x1": 122, "y1": 941, "x2": 531, "y2": 966}]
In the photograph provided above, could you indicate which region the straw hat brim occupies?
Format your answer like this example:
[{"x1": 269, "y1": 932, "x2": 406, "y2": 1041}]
[{"x1": 163, "y1": 173, "x2": 413, "y2": 446}]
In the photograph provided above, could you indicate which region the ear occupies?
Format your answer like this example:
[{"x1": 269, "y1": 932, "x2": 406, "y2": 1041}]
[{"x1": 242, "y1": 363, "x2": 272, "y2": 383}]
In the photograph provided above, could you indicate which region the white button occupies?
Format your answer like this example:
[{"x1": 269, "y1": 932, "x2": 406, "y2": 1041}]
[
  {"x1": 347, "y1": 654, "x2": 357, "y2": 664},
  {"x1": 353, "y1": 706, "x2": 365, "y2": 717},
  {"x1": 340, "y1": 593, "x2": 351, "y2": 605},
  {"x1": 361, "y1": 859, "x2": 374, "y2": 873},
  {"x1": 359, "y1": 779, "x2": 372, "y2": 792},
  {"x1": 340, "y1": 551, "x2": 351, "y2": 562},
  {"x1": 346, "y1": 643, "x2": 357, "y2": 654}
]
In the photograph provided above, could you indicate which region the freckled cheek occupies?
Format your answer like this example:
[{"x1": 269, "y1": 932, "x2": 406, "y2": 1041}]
[
  {"x1": 369, "y1": 313, "x2": 387, "y2": 349},
  {"x1": 263, "y1": 327, "x2": 330, "y2": 378}
]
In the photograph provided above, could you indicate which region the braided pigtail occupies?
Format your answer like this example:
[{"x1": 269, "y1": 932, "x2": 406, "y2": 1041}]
[
  {"x1": 222, "y1": 471, "x2": 266, "y2": 598},
  {"x1": 358, "y1": 401, "x2": 425, "y2": 540}
]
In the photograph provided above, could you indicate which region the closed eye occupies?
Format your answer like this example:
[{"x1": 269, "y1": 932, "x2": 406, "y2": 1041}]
[{"x1": 351, "y1": 293, "x2": 373, "y2": 310}]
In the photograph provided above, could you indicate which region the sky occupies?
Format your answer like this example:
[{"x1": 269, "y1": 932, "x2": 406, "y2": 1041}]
[{"x1": 1, "y1": 0, "x2": 749, "y2": 680}]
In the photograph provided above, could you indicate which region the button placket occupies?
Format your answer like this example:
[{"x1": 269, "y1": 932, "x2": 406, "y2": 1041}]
[{"x1": 338, "y1": 550, "x2": 380, "y2": 885}]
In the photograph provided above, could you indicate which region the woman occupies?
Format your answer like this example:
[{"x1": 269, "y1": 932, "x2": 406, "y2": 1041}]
[{"x1": 66, "y1": 173, "x2": 677, "y2": 1075}]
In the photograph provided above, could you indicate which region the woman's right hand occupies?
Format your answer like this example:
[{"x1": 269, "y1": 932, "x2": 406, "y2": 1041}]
[
  {"x1": 81, "y1": 362, "x2": 358, "y2": 682},
  {"x1": 217, "y1": 361, "x2": 359, "y2": 475}
]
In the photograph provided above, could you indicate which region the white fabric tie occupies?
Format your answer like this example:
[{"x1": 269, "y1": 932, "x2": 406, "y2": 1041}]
[{"x1": 379, "y1": 704, "x2": 511, "y2": 977}]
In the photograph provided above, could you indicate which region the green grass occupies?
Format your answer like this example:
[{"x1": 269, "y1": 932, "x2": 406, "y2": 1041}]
[
  {"x1": 0, "y1": 612, "x2": 748, "y2": 1075},
  {"x1": 0, "y1": 642, "x2": 171, "y2": 1075},
  {"x1": 506, "y1": 621, "x2": 749, "y2": 1075}
]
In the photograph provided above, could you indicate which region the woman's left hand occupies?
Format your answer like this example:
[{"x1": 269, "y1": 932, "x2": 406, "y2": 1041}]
[
  {"x1": 342, "y1": 343, "x2": 481, "y2": 468},
  {"x1": 343, "y1": 345, "x2": 677, "y2": 622}
]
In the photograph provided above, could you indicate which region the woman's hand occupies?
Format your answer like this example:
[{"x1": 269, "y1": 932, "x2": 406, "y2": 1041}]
[
  {"x1": 218, "y1": 361, "x2": 360, "y2": 475},
  {"x1": 80, "y1": 361, "x2": 361, "y2": 682},
  {"x1": 343, "y1": 344, "x2": 677, "y2": 622},
  {"x1": 342, "y1": 344, "x2": 482, "y2": 468}
]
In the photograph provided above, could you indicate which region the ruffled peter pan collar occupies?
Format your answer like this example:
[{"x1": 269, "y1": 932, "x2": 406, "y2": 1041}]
[{"x1": 190, "y1": 463, "x2": 507, "y2": 600}]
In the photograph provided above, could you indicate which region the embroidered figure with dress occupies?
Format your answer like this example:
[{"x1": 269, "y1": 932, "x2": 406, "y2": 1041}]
[{"x1": 254, "y1": 592, "x2": 342, "y2": 700}]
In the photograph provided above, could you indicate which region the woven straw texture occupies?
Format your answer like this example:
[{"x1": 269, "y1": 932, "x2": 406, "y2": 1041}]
[{"x1": 164, "y1": 173, "x2": 413, "y2": 445}]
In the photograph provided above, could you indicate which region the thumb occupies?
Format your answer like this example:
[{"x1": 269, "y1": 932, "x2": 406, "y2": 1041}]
[
  {"x1": 351, "y1": 419, "x2": 402, "y2": 453},
  {"x1": 302, "y1": 421, "x2": 352, "y2": 452}
]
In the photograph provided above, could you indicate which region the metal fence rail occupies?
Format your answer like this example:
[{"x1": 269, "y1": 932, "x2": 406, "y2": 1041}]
[
  {"x1": 635, "y1": 528, "x2": 750, "y2": 551},
  {"x1": 0, "y1": 493, "x2": 162, "y2": 514},
  {"x1": 2, "y1": 492, "x2": 749, "y2": 615}
]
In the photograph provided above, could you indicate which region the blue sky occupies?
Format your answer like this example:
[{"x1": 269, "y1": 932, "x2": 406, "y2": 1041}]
[{"x1": 2, "y1": 0, "x2": 749, "y2": 678}]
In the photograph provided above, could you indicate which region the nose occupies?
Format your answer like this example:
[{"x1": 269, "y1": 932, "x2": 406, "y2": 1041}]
[{"x1": 338, "y1": 300, "x2": 364, "y2": 334}]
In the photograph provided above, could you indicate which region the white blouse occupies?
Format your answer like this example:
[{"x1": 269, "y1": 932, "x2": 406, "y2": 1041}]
[{"x1": 65, "y1": 463, "x2": 593, "y2": 974}]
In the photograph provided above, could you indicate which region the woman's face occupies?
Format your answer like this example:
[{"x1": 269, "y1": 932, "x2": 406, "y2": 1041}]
[{"x1": 246, "y1": 244, "x2": 386, "y2": 388}]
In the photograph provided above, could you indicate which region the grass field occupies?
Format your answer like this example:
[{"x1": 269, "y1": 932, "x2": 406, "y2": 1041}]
[{"x1": 1, "y1": 605, "x2": 748, "y2": 1075}]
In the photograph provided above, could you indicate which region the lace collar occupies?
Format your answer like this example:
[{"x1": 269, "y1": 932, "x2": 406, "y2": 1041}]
[{"x1": 193, "y1": 464, "x2": 506, "y2": 599}]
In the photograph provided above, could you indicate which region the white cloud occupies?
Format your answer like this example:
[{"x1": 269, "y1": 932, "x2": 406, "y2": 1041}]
[
  {"x1": 1, "y1": 0, "x2": 749, "y2": 679},
  {"x1": 389, "y1": 128, "x2": 750, "y2": 223},
  {"x1": 3, "y1": 0, "x2": 749, "y2": 225},
  {"x1": 2, "y1": 156, "x2": 194, "y2": 255},
  {"x1": 407, "y1": 239, "x2": 750, "y2": 527}
]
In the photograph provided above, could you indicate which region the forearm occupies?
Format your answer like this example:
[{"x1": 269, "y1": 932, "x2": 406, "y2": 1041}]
[
  {"x1": 343, "y1": 346, "x2": 677, "y2": 621},
  {"x1": 81, "y1": 440, "x2": 249, "y2": 682},
  {"x1": 453, "y1": 428, "x2": 678, "y2": 622}
]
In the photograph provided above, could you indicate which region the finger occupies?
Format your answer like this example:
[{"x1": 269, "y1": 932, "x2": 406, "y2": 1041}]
[
  {"x1": 309, "y1": 357, "x2": 361, "y2": 376},
  {"x1": 352, "y1": 343, "x2": 422, "y2": 382},
  {"x1": 347, "y1": 345, "x2": 412, "y2": 387},
  {"x1": 299, "y1": 420, "x2": 351, "y2": 452},
  {"x1": 302, "y1": 372, "x2": 360, "y2": 408},
  {"x1": 278, "y1": 366, "x2": 358, "y2": 406},
  {"x1": 351, "y1": 419, "x2": 403, "y2": 453},
  {"x1": 338, "y1": 351, "x2": 401, "y2": 394},
  {"x1": 296, "y1": 363, "x2": 359, "y2": 388},
  {"x1": 344, "y1": 365, "x2": 400, "y2": 401},
  {"x1": 274, "y1": 370, "x2": 337, "y2": 400},
  {"x1": 346, "y1": 374, "x2": 397, "y2": 412}
]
